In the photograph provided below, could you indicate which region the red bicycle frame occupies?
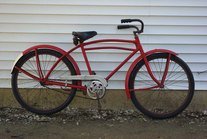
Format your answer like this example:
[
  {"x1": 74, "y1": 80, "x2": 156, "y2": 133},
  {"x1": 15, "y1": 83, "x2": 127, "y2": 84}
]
[{"x1": 14, "y1": 34, "x2": 177, "y2": 98}]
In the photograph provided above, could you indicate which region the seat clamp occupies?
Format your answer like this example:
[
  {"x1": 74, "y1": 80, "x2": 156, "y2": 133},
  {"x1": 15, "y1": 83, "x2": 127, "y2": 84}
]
[{"x1": 73, "y1": 37, "x2": 80, "y2": 45}]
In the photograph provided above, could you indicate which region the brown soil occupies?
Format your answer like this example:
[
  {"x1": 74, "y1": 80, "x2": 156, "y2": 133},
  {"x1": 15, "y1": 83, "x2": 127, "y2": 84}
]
[{"x1": 0, "y1": 108, "x2": 207, "y2": 139}]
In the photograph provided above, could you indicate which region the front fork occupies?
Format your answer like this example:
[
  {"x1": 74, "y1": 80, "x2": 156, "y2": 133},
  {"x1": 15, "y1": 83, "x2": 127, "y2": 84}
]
[
  {"x1": 143, "y1": 52, "x2": 171, "y2": 88},
  {"x1": 125, "y1": 50, "x2": 176, "y2": 99}
]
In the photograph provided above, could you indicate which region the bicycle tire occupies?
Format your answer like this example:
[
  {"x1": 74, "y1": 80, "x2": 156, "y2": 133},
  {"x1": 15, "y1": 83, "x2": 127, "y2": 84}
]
[
  {"x1": 12, "y1": 49, "x2": 77, "y2": 115},
  {"x1": 129, "y1": 53, "x2": 194, "y2": 119}
]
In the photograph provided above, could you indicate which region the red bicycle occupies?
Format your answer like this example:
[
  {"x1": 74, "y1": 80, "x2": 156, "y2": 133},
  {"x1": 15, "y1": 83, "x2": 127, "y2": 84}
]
[{"x1": 11, "y1": 19, "x2": 194, "y2": 119}]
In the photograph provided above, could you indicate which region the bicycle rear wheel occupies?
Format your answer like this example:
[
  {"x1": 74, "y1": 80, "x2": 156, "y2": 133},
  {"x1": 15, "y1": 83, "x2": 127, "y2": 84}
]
[
  {"x1": 129, "y1": 53, "x2": 194, "y2": 119},
  {"x1": 12, "y1": 49, "x2": 77, "y2": 115}
]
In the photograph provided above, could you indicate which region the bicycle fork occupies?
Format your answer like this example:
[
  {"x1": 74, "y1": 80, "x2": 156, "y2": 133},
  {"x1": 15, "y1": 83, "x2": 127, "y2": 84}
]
[
  {"x1": 135, "y1": 36, "x2": 171, "y2": 89},
  {"x1": 142, "y1": 52, "x2": 171, "y2": 88}
]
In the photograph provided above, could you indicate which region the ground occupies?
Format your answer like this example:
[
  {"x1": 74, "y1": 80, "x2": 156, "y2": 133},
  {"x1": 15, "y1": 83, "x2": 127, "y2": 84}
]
[{"x1": 0, "y1": 107, "x2": 207, "y2": 139}]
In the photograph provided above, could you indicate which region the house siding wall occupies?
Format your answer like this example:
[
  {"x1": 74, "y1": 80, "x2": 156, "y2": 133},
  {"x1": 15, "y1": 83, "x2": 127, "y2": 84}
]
[{"x1": 0, "y1": 0, "x2": 207, "y2": 89}]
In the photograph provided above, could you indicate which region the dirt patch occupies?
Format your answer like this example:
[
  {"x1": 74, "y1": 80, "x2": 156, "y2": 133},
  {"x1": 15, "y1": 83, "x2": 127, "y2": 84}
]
[{"x1": 0, "y1": 107, "x2": 207, "y2": 139}]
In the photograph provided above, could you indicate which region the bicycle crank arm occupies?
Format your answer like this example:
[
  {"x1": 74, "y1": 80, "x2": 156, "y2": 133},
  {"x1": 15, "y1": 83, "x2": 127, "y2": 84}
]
[{"x1": 67, "y1": 75, "x2": 108, "y2": 87}]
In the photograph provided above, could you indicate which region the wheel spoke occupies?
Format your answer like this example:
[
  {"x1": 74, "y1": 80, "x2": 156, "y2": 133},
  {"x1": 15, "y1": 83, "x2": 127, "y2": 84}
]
[
  {"x1": 129, "y1": 53, "x2": 194, "y2": 119},
  {"x1": 12, "y1": 49, "x2": 77, "y2": 115}
]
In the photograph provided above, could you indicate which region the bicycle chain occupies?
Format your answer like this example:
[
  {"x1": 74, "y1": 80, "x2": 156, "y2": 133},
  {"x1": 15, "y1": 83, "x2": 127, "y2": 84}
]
[{"x1": 44, "y1": 86, "x2": 99, "y2": 100}]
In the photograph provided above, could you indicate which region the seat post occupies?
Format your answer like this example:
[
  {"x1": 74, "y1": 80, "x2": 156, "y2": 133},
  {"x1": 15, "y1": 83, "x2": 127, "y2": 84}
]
[{"x1": 80, "y1": 43, "x2": 93, "y2": 75}]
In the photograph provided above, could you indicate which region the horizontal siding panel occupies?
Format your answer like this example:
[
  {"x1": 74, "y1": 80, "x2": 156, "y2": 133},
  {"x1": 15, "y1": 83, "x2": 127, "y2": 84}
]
[
  {"x1": 1, "y1": 23, "x2": 207, "y2": 36},
  {"x1": 0, "y1": 5, "x2": 155, "y2": 15},
  {"x1": 2, "y1": 52, "x2": 207, "y2": 64},
  {"x1": 0, "y1": 0, "x2": 207, "y2": 7},
  {"x1": 1, "y1": 70, "x2": 207, "y2": 82},
  {"x1": 0, "y1": 80, "x2": 11, "y2": 88},
  {"x1": 2, "y1": 58, "x2": 207, "y2": 72},
  {"x1": 0, "y1": 42, "x2": 207, "y2": 57},
  {"x1": 0, "y1": 71, "x2": 11, "y2": 78},
  {"x1": 1, "y1": 68, "x2": 207, "y2": 81},
  {"x1": 0, "y1": 1, "x2": 207, "y2": 90},
  {"x1": 0, "y1": 33, "x2": 206, "y2": 45},
  {"x1": 1, "y1": 14, "x2": 207, "y2": 26},
  {"x1": 1, "y1": 43, "x2": 207, "y2": 55},
  {"x1": 0, "y1": 4, "x2": 207, "y2": 16}
]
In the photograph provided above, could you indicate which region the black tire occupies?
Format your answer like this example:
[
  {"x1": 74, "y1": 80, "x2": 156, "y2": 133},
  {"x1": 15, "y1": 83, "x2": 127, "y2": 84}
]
[
  {"x1": 12, "y1": 49, "x2": 77, "y2": 115},
  {"x1": 129, "y1": 53, "x2": 194, "y2": 119}
]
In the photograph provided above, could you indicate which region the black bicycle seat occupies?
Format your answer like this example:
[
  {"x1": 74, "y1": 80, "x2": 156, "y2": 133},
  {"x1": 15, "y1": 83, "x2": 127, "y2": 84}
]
[{"x1": 72, "y1": 31, "x2": 97, "y2": 42}]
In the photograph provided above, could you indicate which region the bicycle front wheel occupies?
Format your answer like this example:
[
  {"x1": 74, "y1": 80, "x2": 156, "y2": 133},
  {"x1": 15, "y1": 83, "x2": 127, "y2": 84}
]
[
  {"x1": 12, "y1": 49, "x2": 77, "y2": 115},
  {"x1": 129, "y1": 53, "x2": 194, "y2": 119}
]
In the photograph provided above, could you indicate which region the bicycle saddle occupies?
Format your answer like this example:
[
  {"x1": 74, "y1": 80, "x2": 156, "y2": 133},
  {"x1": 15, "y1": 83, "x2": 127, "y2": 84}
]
[{"x1": 72, "y1": 31, "x2": 97, "y2": 43}]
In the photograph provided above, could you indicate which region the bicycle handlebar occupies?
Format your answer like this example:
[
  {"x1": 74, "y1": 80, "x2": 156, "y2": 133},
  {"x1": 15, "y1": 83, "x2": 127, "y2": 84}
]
[
  {"x1": 117, "y1": 25, "x2": 139, "y2": 31},
  {"x1": 117, "y1": 19, "x2": 144, "y2": 34}
]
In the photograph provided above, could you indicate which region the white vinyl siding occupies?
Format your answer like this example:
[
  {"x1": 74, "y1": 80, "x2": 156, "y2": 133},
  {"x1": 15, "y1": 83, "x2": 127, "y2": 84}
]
[{"x1": 0, "y1": 0, "x2": 207, "y2": 89}]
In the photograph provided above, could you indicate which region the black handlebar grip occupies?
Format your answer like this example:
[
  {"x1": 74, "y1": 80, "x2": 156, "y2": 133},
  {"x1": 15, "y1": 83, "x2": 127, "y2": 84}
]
[
  {"x1": 119, "y1": 19, "x2": 144, "y2": 34},
  {"x1": 121, "y1": 19, "x2": 132, "y2": 23},
  {"x1": 117, "y1": 25, "x2": 131, "y2": 29}
]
